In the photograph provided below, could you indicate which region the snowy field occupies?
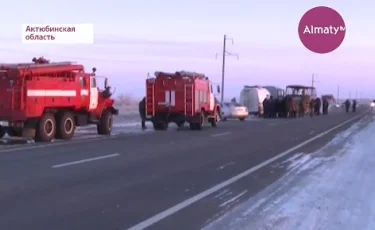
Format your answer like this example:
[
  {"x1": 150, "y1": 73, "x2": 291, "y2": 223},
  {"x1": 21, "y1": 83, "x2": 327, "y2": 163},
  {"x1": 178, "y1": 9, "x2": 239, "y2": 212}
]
[
  {"x1": 204, "y1": 114, "x2": 375, "y2": 230},
  {"x1": 116, "y1": 103, "x2": 139, "y2": 116}
]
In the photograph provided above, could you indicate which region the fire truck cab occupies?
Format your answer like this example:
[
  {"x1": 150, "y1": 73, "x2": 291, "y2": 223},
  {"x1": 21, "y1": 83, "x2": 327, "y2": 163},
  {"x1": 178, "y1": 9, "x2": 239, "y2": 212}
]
[
  {"x1": 146, "y1": 71, "x2": 221, "y2": 130},
  {"x1": 0, "y1": 57, "x2": 119, "y2": 142}
]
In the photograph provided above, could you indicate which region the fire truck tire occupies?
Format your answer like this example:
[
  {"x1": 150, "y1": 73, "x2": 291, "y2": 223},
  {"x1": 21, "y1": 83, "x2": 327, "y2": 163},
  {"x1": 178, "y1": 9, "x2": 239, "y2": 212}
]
[
  {"x1": 189, "y1": 122, "x2": 202, "y2": 130},
  {"x1": 190, "y1": 114, "x2": 204, "y2": 130},
  {"x1": 0, "y1": 126, "x2": 5, "y2": 138},
  {"x1": 56, "y1": 112, "x2": 75, "y2": 140},
  {"x1": 35, "y1": 113, "x2": 56, "y2": 142},
  {"x1": 7, "y1": 128, "x2": 22, "y2": 137},
  {"x1": 152, "y1": 120, "x2": 168, "y2": 130},
  {"x1": 97, "y1": 110, "x2": 113, "y2": 135},
  {"x1": 210, "y1": 114, "x2": 219, "y2": 127}
]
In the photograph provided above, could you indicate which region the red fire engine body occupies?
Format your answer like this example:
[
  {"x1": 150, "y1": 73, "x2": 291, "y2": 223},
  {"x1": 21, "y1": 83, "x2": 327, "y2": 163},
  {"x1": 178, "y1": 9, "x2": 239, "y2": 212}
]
[
  {"x1": 0, "y1": 57, "x2": 118, "y2": 142},
  {"x1": 146, "y1": 71, "x2": 221, "y2": 130}
]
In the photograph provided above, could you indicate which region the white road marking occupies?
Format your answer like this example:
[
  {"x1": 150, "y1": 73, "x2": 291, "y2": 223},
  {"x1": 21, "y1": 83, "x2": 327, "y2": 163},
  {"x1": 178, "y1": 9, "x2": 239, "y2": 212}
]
[
  {"x1": 51, "y1": 153, "x2": 120, "y2": 168},
  {"x1": 211, "y1": 132, "x2": 231, "y2": 137},
  {"x1": 0, "y1": 134, "x2": 126, "y2": 154},
  {"x1": 216, "y1": 161, "x2": 236, "y2": 170},
  {"x1": 213, "y1": 189, "x2": 229, "y2": 198},
  {"x1": 125, "y1": 113, "x2": 365, "y2": 230},
  {"x1": 219, "y1": 190, "x2": 247, "y2": 207}
]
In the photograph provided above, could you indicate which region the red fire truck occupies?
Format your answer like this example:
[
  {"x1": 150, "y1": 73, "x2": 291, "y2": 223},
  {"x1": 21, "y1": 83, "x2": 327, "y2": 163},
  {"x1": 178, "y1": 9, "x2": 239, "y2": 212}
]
[
  {"x1": 0, "y1": 57, "x2": 118, "y2": 142},
  {"x1": 146, "y1": 71, "x2": 221, "y2": 130}
]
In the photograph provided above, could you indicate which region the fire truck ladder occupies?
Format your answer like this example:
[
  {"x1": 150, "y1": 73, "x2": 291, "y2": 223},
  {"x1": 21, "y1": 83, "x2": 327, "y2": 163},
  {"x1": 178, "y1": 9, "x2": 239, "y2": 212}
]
[
  {"x1": 146, "y1": 83, "x2": 155, "y2": 116},
  {"x1": 184, "y1": 84, "x2": 194, "y2": 116}
]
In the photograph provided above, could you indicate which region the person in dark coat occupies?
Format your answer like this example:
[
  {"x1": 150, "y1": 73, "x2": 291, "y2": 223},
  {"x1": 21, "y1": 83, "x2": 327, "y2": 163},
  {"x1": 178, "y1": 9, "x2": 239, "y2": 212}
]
[
  {"x1": 269, "y1": 96, "x2": 276, "y2": 118},
  {"x1": 139, "y1": 97, "x2": 147, "y2": 129},
  {"x1": 345, "y1": 99, "x2": 351, "y2": 113},
  {"x1": 274, "y1": 98, "x2": 280, "y2": 118},
  {"x1": 276, "y1": 97, "x2": 284, "y2": 118},
  {"x1": 322, "y1": 98, "x2": 329, "y2": 115},
  {"x1": 315, "y1": 98, "x2": 321, "y2": 115},
  {"x1": 262, "y1": 97, "x2": 269, "y2": 118},
  {"x1": 352, "y1": 99, "x2": 357, "y2": 112}
]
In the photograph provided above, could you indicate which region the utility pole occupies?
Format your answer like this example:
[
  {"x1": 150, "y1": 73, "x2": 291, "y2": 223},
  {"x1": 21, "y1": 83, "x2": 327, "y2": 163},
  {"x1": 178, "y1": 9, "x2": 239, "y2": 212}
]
[
  {"x1": 349, "y1": 90, "x2": 351, "y2": 99},
  {"x1": 336, "y1": 85, "x2": 340, "y2": 104},
  {"x1": 311, "y1": 73, "x2": 315, "y2": 88},
  {"x1": 215, "y1": 35, "x2": 239, "y2": 103},
  {"x1": 355, "y1": 90, "x2": 358, "y2": 99}
]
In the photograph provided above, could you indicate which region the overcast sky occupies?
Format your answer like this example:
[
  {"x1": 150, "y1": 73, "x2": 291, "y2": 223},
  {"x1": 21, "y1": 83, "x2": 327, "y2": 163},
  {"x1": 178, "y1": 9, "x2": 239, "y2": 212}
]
[{"x1": 1, "y1": 0, "x2": 374, "y2": 100}]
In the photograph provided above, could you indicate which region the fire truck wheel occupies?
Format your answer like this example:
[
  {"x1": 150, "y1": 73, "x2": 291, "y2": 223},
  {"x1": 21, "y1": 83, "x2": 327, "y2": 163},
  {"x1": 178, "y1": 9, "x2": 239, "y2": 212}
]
[
  {"x1": 210, "y1": 114, "x2": 219, "y2": 127},
  {"x1": 7, "y1": 128, "x2": 22, "y2": 137},
  {"x1": 35, "y1": 113, "x2": 56, "y2": 142},
  {"x1": 97, "y1": 110, "x2": 113, "y2": 135},
  {"x1": 152, "y1": 120, "x2": 168, "y2": 130},
  {"x1": 159, "y1": 121, "x2": 168, "y2": 130},
  {"x1": 190, "y1": 114, "x2": 204, "y2": 130},
  {"x1": 0, "y1": 126, "x2": 5, "y2": 138},
  {"x1": 56, "y1": 112, "x2": 75, "y2": 140}
]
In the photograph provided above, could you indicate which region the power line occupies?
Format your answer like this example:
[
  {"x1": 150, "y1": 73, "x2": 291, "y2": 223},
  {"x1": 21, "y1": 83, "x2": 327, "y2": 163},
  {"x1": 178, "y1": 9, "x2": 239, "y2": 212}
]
[{"x1": 215, "y1": 35, "x2": 239, "y2": 103}]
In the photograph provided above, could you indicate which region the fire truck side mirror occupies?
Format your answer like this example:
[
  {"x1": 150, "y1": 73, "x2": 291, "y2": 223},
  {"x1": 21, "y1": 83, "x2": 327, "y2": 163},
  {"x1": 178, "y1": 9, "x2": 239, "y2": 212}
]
[
  {"x1": 104, "y1": 78, "x2": 108, "y2": 88},
  {"x1": 217, "y1": 85, "x2": 220, "y2": 93},
  {"x1": 92, "y1": 67, "x2": 97, "y2": 73}
]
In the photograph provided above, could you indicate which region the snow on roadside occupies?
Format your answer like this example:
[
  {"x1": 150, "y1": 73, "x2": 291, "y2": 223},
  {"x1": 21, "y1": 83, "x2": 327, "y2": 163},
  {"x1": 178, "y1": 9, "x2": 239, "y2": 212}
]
[{"x1": 204, "y1": 115, "x2": 374, "y2": 230}]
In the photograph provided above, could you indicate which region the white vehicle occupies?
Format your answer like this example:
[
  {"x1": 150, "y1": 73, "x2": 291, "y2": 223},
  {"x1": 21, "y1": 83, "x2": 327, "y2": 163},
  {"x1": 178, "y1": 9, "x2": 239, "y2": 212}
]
[
  {"x1": 239, "y1": 85, "x2": 271, "y2": 115},
  {"x1": 220, "y1": 102, "x2": 249, "y2": 121},
  {"x1": 371, "y1": 100, "x2": 375, "y2": 108}
]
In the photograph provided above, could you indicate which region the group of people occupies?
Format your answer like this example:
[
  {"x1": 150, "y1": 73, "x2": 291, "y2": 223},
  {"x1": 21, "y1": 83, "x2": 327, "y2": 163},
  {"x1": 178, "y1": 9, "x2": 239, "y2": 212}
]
[
  {"x1": 344, "y1": 99, "x2": 357, "y2": 113},
  {"x1": 262, "y1": 95, "x2": 331, "y2": 118},
  {"x1": 308, "y1": 97, "x2": 330, "y2": 116}
]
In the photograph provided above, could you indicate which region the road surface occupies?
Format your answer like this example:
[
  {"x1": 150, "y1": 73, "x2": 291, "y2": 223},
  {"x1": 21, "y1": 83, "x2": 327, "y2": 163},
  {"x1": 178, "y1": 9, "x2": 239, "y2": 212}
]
[
  {"x1": 0, "y1": 108, "x2": 369, "y2": 230},
  {"x1": 204, "y1": 109, "x2": 375, "y2": 230}
]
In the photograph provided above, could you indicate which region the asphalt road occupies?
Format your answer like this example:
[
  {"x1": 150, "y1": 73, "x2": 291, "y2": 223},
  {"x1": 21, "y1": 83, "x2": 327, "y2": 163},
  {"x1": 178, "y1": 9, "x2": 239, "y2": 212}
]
[{"x1": 0, "y1": 107, "x2": 370, "y2": 230}]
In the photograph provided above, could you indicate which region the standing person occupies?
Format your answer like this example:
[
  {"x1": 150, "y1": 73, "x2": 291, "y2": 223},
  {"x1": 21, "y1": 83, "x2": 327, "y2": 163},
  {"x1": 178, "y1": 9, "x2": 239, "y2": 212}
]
[
  {"x1": 345, "y1": 99, "x2": 351, "y2": 113},
  {"x1": 309, "y1": 99, "x2": 315, "y2": 117},
  {"x1": 299, "y1": 97, "x2": 306, "y2": 117},
  {"x1": 269, "y1": 96, "x2": 276, "y2": 118},
  {"x1": 315, "y1": 98, "x2": 321, "y2": 115},
  {"x1": 262, "y1": 96, "x2": 270, "y2": 118},
  {"x1": 322, "y1": 98, "x2": 329, "y2": 115},
  {"x1": 139, "y1": 97, "x2": 147, "y2": 129},
  {"x1": 352, "y1": 99, "x2": 357, "y2": 112}
]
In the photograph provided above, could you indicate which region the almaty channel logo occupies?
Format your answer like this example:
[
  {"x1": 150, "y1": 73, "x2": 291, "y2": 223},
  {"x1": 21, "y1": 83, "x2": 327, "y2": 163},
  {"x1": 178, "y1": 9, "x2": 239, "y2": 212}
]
[{"x1": 298, "y1": 6, "x2": 346, "y2": 54}]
